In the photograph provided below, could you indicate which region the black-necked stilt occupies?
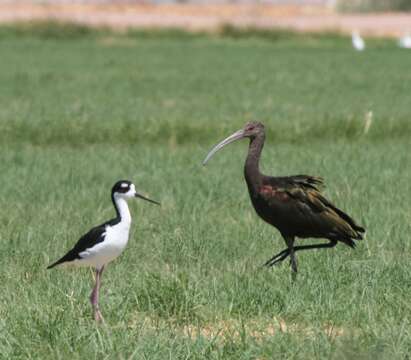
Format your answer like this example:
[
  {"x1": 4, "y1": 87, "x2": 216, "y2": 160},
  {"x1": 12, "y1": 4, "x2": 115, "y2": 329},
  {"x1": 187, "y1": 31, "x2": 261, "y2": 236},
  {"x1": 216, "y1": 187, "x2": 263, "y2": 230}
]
[{"x1": 47, "y1": 180, "x2": 160, "y2": 322}]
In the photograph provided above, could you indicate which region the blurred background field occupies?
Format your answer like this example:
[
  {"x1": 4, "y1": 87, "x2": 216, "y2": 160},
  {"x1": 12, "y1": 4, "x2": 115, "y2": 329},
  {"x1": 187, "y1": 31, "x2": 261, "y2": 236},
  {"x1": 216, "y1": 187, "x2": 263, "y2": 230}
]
[
  {"x1": 1, "y1": 1, "x2": 411, "y2": 37},
  {"x1": 0, "y1": 4, "x2": 410, "y2": 360},
  {"x1": 336, "y1": 0, "x2": 411, "y2": 12}
]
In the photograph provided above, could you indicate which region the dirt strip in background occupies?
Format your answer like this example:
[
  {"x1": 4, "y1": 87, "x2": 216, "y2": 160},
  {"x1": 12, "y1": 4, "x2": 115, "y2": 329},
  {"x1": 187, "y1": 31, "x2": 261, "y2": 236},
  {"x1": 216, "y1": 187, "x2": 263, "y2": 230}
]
[{"x1": 0, "y1": 3, "x2": 410, "y2": 37}]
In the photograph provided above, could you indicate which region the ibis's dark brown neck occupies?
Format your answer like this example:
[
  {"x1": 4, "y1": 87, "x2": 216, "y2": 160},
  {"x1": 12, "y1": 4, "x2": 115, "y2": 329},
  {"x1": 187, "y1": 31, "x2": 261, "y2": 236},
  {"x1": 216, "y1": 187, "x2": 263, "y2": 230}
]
[{"x1": 244, "y1": 132, "x2": 265, "y2": 193}]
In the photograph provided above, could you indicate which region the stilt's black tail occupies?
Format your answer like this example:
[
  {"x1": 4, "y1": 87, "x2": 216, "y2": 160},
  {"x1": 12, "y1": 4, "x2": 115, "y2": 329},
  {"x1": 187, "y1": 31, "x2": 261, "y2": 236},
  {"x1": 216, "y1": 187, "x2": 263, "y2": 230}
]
[
  {"x1": 47, "y1": 246, "x2": 80, "y2": 269},
  {"x1": 47, "y1": 253, "x2": 73, "y2": 269},
  {"x1": 47, "y1": 260, "x2": 62, "y2": 269}
]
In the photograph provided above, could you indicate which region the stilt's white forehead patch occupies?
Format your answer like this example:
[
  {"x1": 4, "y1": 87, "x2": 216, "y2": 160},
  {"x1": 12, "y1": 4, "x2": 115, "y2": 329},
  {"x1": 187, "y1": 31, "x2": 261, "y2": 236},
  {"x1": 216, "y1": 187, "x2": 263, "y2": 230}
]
[{"x1": 121, "y1": 183, "x2": 129, "y2": 188}]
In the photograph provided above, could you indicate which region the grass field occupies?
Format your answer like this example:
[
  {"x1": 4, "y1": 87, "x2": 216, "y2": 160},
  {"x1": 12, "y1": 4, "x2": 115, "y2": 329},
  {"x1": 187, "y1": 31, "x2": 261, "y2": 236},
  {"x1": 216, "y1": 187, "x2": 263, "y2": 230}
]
[{"x1": 0, "y1": 24, "x2": 410, "y2": 359}]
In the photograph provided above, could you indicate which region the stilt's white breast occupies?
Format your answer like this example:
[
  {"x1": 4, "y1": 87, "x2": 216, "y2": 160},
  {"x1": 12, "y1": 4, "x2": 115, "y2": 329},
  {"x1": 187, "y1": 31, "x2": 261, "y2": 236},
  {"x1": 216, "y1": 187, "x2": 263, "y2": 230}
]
[
  {"x1": 65, "y1": 194, "x2": 134, "y2": 269},
  {"x1": 78, "y1": 222, "x2": 131, "y2": 268}
]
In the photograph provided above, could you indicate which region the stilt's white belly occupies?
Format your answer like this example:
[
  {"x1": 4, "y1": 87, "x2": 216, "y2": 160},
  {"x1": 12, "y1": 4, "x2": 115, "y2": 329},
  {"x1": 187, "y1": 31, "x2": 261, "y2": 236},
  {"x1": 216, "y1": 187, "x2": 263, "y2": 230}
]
[{"x1": 77, "y1": 223, "x2": 131, "y2": 269}]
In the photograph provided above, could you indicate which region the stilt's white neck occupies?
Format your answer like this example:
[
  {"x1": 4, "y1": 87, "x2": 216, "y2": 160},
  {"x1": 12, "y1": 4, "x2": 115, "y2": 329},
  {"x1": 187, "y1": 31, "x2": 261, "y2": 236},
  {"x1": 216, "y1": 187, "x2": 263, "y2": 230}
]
[{"x1": 113, "y1": 195, "x2": 132, "y2": 224}]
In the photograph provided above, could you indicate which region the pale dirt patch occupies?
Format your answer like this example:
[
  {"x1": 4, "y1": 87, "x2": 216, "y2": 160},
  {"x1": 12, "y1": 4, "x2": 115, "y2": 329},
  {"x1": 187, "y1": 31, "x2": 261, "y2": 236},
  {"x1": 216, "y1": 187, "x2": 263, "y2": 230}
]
[
  {"x1": 0, "y1": 2, "x2": 410, "y2": 37},
  {"x1": 127, "y1": 315, "x2": 349, "y2": 342},
  {"x1": 182, "y1": 317, "x2": 347, "y2": 342}
]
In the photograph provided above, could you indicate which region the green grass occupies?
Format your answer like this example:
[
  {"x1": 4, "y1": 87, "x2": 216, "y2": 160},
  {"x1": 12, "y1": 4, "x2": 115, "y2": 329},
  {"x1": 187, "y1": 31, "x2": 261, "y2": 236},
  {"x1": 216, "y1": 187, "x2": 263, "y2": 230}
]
[
  {"x1": 0, "y1": 24, "x2": 410, "y2": 359},
  {"x1": 337, "y1": 0, "x2": 411, "y2": 12}
]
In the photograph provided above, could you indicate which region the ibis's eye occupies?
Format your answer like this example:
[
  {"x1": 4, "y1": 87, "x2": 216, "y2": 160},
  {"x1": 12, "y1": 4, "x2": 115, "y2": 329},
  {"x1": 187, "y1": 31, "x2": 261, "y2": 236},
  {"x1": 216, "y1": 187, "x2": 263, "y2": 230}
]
[{"x1": 247, "y1": 126, "x2": 255, "y2": 131}]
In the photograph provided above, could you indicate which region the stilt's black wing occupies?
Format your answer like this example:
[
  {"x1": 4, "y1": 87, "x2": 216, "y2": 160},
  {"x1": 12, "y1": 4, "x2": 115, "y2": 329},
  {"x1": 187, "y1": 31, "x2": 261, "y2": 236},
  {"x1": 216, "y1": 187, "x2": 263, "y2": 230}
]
[{"x1": 47, "y1": 224, "x2": 108, "y2": 269}]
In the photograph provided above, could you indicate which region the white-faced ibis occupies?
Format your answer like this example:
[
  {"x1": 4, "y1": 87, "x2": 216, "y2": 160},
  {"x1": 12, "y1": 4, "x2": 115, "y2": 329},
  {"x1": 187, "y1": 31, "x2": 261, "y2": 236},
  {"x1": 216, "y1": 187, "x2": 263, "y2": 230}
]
[
  {"x1": 203, "y1": 122, "x2": 365, "y2": 274},
  {"x1": 47, "y1": 180, "x2": 160, "y2": 322}
]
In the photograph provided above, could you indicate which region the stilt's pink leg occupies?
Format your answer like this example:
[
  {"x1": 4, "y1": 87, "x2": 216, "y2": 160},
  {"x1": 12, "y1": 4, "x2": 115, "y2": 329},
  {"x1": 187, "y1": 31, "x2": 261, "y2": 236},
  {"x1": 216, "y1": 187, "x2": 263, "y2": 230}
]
[{"x1": 90, "y1": 266, "x2": 105, "y2": 322}]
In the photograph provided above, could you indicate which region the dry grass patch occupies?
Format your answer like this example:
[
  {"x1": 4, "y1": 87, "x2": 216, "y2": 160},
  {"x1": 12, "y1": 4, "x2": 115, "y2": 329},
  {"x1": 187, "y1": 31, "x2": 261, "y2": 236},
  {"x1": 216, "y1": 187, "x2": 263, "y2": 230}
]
[
  {"x1": 126, "y1": 312, "x2": 350, "y2": 342},
  {"x1": 182, "y1": 318, "x2": 347, "y2": 342}
]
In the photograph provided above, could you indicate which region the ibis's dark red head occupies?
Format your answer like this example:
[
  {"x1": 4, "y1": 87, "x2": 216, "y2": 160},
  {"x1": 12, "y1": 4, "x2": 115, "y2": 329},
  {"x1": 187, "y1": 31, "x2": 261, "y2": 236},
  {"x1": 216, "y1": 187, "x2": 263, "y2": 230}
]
[{"x1": 203, "y1": 121, "x2": 265, "y2": 165}]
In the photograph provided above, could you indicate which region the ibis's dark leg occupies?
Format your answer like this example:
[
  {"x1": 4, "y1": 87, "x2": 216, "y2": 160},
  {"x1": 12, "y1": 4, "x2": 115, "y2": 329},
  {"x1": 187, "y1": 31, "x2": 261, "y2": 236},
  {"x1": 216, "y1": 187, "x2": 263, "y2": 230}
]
[
  {"x1": 292, "y1": 240, "x2": 337, "y2": 254},
  {"x1": 90, "y1": 266, "x2": 105, "y2": 322},
  {"x1": 264, "y1": 235, "x2": 295, "y2": 268},
  {"x1": 265, "y1": 240, "x2": 338, "y2": 268},
  {"x1": 285, "y1": 236, "x2": 298, "y2": 275},
  {"x1": 264, "y1": 248, "x2": 289, "y2": 267}
]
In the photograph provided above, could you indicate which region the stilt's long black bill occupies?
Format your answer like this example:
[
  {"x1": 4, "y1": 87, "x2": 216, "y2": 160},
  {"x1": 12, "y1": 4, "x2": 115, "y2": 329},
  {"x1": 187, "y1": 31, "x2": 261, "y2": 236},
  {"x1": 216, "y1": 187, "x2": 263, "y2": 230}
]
[
  {"x1": 202, "y1": 129, "x2": 245, "y2": 165},
  {"x1": 135, "y1": 192, "x2": 160, "y2": 205}
]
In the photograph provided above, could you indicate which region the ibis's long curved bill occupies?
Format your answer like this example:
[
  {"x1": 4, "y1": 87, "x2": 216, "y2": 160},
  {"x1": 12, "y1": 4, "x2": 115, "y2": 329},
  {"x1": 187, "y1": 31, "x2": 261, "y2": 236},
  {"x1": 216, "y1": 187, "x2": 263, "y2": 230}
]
[
  {"x1": 135, "y1": 192, "x2": 161, "y2": 205},
  {"x1": 202, "y1": 129, "x2": 245, "y2": 165}
]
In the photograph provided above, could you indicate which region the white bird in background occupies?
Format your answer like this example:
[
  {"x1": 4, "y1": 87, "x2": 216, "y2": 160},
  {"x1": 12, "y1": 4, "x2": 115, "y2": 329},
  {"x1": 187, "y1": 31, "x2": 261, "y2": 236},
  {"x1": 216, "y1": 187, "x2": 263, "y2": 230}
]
[
  {"x1": 47, "y1": 180, "x2": 160, "y2": 322},
  {"x1": 398, "y1": 33, "x2": 411, "y2": 48},
  {"x1": 352, "y1": 31, "x2": 365, "y2": 51}
]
